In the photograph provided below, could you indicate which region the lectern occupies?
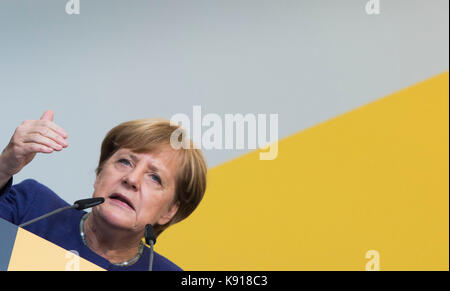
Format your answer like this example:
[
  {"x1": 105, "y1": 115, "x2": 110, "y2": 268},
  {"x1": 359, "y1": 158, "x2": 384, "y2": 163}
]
[{"x1": 0, "y1": 217, "x2": 103, "y2": 271}]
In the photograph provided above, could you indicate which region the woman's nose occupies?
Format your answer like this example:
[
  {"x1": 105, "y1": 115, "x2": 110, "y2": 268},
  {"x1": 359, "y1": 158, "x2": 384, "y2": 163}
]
[
  {"x1": 122, "y1": 178, "x2": 137, "y2": 190},
  {"x1": 122, "y1": 169, "x2": 141, "y2": 191}
]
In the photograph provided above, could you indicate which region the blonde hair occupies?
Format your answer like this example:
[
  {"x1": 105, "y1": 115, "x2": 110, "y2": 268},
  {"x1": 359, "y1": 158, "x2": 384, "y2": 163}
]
[{"x1": 95, "y1": 118, "x2": 207, "y2": 237}]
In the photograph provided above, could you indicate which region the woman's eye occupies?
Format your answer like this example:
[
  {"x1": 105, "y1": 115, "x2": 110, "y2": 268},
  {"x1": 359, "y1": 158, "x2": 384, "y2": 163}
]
[
  {"x1": 151, "y1": 174, "x2": 162, "y2": 185},
  {"x1": 118, "y1": 159, "x2": 131, "y2": 166}
]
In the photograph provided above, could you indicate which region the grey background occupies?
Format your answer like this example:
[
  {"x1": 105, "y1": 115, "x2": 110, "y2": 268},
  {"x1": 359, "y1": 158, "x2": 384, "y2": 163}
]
[{"x1": 0, "y1": 0, "x2": 448, "y2": 203}]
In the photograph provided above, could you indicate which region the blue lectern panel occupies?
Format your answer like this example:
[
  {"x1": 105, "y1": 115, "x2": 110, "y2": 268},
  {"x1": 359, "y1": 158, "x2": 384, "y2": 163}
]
[{"x1": 0, "y1": 218, "x2": 18, "y2": 270}]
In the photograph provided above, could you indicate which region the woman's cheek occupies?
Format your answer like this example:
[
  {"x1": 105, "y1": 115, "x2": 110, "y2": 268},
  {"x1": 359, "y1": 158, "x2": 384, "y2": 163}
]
[{"x1": 139, "y1": 198, "x2": 159, "y2": 221}]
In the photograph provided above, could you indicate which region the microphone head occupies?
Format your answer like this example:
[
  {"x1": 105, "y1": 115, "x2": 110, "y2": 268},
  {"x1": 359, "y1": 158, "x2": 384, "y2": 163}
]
[
  {"x1": 74, "y1": 197, "x2": 105, "y2": 210},
  {"x1": 145, "y1": 224, "x2": 157, "y2": 245}
]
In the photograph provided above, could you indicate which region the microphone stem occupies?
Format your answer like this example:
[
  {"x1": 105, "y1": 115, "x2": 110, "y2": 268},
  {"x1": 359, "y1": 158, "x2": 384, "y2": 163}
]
[
  {"x1": 19, "y1": 204, "x2": 78, "y2": 228},
  {"x1": 149, "y1": 240, "x2": 155, "y2": 271}
]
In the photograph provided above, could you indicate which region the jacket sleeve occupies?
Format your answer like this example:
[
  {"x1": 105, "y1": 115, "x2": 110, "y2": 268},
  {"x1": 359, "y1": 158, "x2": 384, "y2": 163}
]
[{"x1": 0, "y1": 177, "x2": 38, "y2": 225}]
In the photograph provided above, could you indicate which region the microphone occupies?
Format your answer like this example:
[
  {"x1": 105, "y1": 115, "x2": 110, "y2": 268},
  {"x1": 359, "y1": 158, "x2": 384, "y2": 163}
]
[
  {"x1": 73, "y1": 198, "x2": 105, "y2": 210},
  {"x1": 145, "y1": 224, "x2": 157, "y2": 271},
  {"x1": 19, "y1": 197, "x2": 104, "y2": 228}
]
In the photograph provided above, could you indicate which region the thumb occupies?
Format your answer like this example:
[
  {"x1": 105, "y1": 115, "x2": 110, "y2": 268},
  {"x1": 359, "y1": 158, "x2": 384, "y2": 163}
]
[{"x1": 40, "y1": 110, "x2": 54, "y2": 121}]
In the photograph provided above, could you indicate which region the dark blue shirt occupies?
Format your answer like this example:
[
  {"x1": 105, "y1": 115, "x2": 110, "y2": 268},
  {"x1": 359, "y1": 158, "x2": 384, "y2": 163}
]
[{"x1": 0, "y1": 177, "x2": 182, "y2": 271}]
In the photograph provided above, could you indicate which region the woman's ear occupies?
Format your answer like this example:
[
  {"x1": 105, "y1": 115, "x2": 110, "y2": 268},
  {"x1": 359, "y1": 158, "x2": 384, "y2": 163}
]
[{"x1": 157, "y1": 201, "x2": 180, "y2": 225}]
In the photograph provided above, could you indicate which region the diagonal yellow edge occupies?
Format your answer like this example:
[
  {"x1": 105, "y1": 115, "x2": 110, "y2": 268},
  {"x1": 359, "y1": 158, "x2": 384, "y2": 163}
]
[
  {"x1": 8, "y1": 228, "x2": 104, "y2": 271},
  {"x1": 157, "y1": 72, "x2": 449, "y2": 270}
]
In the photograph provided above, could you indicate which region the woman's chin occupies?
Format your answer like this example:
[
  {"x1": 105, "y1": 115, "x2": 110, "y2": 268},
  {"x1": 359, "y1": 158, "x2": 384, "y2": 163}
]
[{"x1": 96, "y1": 205, "x2": 136, "y2": 230}]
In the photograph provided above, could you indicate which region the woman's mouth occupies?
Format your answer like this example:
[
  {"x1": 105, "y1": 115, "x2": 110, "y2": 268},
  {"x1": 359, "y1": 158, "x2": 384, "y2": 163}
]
[{"x1": 109, "y1": 193, "x2": 135, "y2": 211}]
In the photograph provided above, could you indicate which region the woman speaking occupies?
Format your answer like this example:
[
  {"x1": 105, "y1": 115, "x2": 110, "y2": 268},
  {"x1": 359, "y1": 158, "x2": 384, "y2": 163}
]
[{"x1": 0, "y1": 110, "x2": 207, "y2": 271}]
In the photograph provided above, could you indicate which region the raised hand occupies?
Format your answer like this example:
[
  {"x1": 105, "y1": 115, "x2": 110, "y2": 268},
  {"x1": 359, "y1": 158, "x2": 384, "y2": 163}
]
[{"x1": 0, "y1": 110, "x2": 69, "y2": 180}]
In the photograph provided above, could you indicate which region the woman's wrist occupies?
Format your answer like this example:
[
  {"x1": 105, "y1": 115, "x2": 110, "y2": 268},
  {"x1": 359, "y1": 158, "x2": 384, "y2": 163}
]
[{"x1": 0, "y1": 154, "x2": 13, "y2": 189}]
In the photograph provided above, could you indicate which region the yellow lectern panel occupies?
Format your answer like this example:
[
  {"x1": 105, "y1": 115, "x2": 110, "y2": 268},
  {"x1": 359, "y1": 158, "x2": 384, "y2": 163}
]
[{"x1": 8, "y1": 227, "x2": 104, "y2": 271}]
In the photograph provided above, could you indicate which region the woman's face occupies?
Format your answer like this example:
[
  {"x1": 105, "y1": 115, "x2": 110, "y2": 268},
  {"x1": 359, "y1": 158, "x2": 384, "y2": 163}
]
[{"x1": 92, "y1": 146, "x2": 180, "y2": 232}]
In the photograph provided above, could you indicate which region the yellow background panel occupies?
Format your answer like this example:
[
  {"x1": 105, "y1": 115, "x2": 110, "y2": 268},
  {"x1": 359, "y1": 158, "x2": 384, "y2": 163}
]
[
  {"x1": 156, "y1": 72, "x2": 449, "y2": 271},
  {"x1": 8, "y1": 228, "x2": 104, "y2": 271}
]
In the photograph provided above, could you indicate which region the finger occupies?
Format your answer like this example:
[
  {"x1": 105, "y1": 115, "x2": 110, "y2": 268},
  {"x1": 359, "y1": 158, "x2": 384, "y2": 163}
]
[
  {"x1": 23, "y1": 133, "x2": 64, "y2": 151},
  {"x1": 31, "y1": 125, "x2": 69, "y2": 147},
  {"x1": 40, "y1": 110, "x2": 54, "y2": 122},
  {"x1": 38, "y1": 120, "x2": 68, "y2": 139},
  {"x1": 26, "y1": 143, "x2": 54, "y2": 154}
]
